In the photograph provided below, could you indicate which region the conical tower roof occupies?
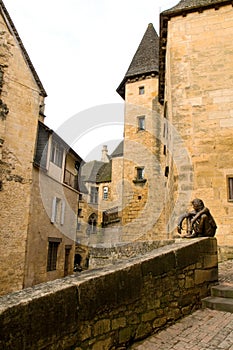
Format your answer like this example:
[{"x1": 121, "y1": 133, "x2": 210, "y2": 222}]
[{"x1": 117, "y1": 23, "x2": 159, "y2": 99}]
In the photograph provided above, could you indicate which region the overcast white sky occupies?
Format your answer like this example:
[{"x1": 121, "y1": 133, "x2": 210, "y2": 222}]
[{"x1": 4, "y1": 0, "x2": 178, "y2": 160}]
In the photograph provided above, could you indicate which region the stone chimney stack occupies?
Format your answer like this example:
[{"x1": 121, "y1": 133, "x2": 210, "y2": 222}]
[{"x1": 101, "y1": 145, "x2": 109, "y2": 163}]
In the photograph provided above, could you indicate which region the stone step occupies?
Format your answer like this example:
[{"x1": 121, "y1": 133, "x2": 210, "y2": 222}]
[
  {"x1": 202, "y1": 296, "x2": 233, "y2": 313},
  {"x1": 211, "y1": 285, "x2": 233, "y2": 298}
]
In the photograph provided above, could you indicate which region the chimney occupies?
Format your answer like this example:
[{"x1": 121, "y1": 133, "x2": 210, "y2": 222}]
[{"x1": 101, "y1": 145, "x2": 109, "y2": 163}]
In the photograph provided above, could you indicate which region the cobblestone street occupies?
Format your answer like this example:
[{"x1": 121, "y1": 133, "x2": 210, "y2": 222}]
[{"x1": 130, "y1": 260, "x2": 233, "y2": 350}]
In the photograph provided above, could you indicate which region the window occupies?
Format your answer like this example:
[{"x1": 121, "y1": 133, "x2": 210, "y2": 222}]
[
  {"x1": 133, "y1": 167, "x2": 146, "y2": 184},
  {"x1": 139, "y1": 86, "x2": 145, "y2": 95},
  {"x1": 78, "y1": 208, "x2": 82, "y2": 217},
  {"x1": 47, "y1": 238, "x2": 61, "y2": 271},
  {"x1": 50, "y1": 139, "x2": 63, "y2": 167},
  {"x1": 77, "y1": 222, "x2": 81, "y2": 231},
  {"x1": 64, "y1": 169, "x2": 78, "y2": 190},
  {"x1": 137, "y1": 167, "x2": 144, "y2": 180},
  {"x1": 90, "y1": 186, "x2": 98, "y2": 204},
  {"x1": 88, "y1": 213, "x2": 97, "y2": 234},
  {"x1": 51, "y1": 197, "x2": 65, "y2": 225},
  {"x1": 227, "y1": 177, "x2": 233, "y2": 201},
  {"x1": 103, "y1": 186, "x2": 108, "y2": 200},
  {"x1": 138, "y1": 116, "x2": 145, "y2": 131}
]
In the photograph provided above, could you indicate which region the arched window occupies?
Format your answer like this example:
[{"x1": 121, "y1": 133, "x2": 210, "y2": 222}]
[
  {"x1": 103, "y1": 186, "x2": 108, "y2": 200},
  {"x1": 88, "y1": 213, "x2": 97, "y2": 233}
]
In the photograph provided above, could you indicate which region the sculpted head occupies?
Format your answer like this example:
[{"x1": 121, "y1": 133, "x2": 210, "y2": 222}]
[{"x1": 191, "y1": 198, "x2": 204, "y2": 212}]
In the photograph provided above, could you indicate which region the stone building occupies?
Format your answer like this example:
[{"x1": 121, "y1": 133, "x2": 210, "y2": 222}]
[
  {"x1": 0, "y1": 1, "x2": 82, "y2": 295},
  {"x1": 77, "y1": 143, "x2": 123, "y2": 250},
  {"x1": 117, "y1": 23, "x2": 166, "y2": 242},
  {"x1": 116, "y1": 0, "x2": 233, "y2": 252},
  {"x1": 159, "y1": 0, "x2": 233, "y2": 250}
]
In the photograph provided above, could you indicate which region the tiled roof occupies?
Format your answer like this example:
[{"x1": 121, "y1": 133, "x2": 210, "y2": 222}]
[
  {"x1": 158, "y1": 0, "x2": 232, "y2": 104},
  {"x1": 110, "y1": 141, "x2": 123, "y2": 158},
  {"x1": 96, "y1": 161, "x2": 112, "y2": 183},
  {"x1": 163, "y1": 0, "x2": 230, "y2": 15},
  {"x1": 80, "y1": 158, "x2": 113, "y2": 184},
  {"x1": 0, "y1": 1, "x2": 47, "y2": 97},
  {"x1": 117, "y1": 23, "x2": 159, "y2": 99},
  {"x1": 81, "y1": 161, "x2": 105, "y2": 183}
]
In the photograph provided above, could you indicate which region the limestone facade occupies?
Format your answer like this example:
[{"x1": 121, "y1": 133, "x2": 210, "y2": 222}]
[
  {"x1": 0, "y1": 3, "x2": 82, "y2": 295},
  {"x1": 76, "y1": 146, "x2": 124, "y2": 248},
  {"x1": 121, "y1": 78, "x2": 165, "y2": 241},
  {"x1": 160, "y1": 3, "x2": 233, "y2": 245},
  {"x1": 0, "y1": 2, "x2": 46, "y2": 294}
]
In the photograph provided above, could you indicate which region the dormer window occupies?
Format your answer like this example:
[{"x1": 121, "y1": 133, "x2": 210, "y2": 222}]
[{"x1": 139, "y1": 86, "x2": 145, "y2": 95}]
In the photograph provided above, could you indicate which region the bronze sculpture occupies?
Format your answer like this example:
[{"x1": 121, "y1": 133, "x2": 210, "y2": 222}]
[{"x1": 177, "y1": 198, "x2": 217, "y2": 238}]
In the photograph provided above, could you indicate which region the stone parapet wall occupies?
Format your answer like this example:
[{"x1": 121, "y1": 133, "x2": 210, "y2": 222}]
[
  {"x1": 89, "y1": 239, "x2": 175, "y2": 268},
  {"x1": 0, "y1": 238, "x2": 218, "y2": 350}
]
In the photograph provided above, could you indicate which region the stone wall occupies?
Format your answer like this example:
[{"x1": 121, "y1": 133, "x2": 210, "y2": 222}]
[
  {"x1": 122, "y1": 77, "x2": 166, "y2": 241},
  {"x1": 0, "y1": 238, "x2": 218, "y2": 350},
  {"x1": 24, "y1": 168, "x2": 77, "y2": 288},
  {"x1": 89, "y1": 239, "x2": 175, "y2": 268},
  {"x1": 164, "y1": 4, "x2": 233, "y2": 244},
  {"x1": 0, "y1": 6, "x2": 45, "y2": 295}
]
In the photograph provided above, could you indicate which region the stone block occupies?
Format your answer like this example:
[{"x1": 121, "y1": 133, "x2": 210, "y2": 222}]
[
  {"x1": 141, "y1": 251, "x2": 176, "y2": 277},
  {"x1": 141, "y1": 311, "x2": 156, "y2": 322},
  {"x1": 112, "y1": 317, "x2": 126, "y2": 330},
  {"x1": 135, "y1": 322, "x2": 153, "y2": 341},
  {"x1": 198, "y1": 238, "x2": 217, "y2": 255},
  {"x1": 203, "y1": 254, "x2": 218, "y2": 268},
  {"x1": 195, "y1": 268, "x2": 218, "y2": 285},
  {"x1": 93, "y1": 319, "x2": 110, "y2": 337},
  {"x1": 175, "y1": 241, "x2": 200, "y2": 269},
  {"x1": 92, "y1": 338, "x2": 112, "y2": 350},
  {"x1": 119, "y1": 327, "x2": 134, "y2": 344},
  {"x1": 153, "y1": 316, "x2": 167, "y2": 329},
  {"x1": 185, "y1": 276, "x2": 195, "y2": 289}
]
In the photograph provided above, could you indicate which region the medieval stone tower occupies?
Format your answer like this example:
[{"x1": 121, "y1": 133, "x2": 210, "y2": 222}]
[
  {"x1": 116, "y1": 0, "x2": 233, "y2": 251},
  {"x1": 117, "y1": 23, "x2": 166, "y2": 241},
  {"x1": 159, "y1": 0, "x2": 233, "y2": 249}
]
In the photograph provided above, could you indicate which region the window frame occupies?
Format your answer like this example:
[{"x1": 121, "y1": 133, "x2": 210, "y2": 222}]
[
  {"x1": 138, "y1": 116, "x2": 145, "y2": 131},
  {"x1": 227, "y1": 176, "x2": 233, "y2": 202},
  {"x1": 51, "y1": 197, "x2": 65, "y2": 225},
  {"x1": 90, "y1": 186, "x2": 98, "y2": 204},
  {"x1": 133, "y1": 166, "x2": 147, "y2": 184},
  {"x1": 139, "y1": 86, "x2": 145, "y2": 95},
  {"x1": 50, "y1": 139, "x2": 63, "y2": 168},
  {"x1": 103, "y1": 186, "x2": 109, "y2": 200},
  {"x1": 137, "y1": 167, "x2": 145, "y2": 180},
  {"x1": 47, "y1": 238, "x2": 61, "y2": 272}
]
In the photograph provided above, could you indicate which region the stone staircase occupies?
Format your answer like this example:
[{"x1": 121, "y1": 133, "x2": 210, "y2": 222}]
[{"x1": 202, "y1": 285, "x2": 233, "y2": 313}]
